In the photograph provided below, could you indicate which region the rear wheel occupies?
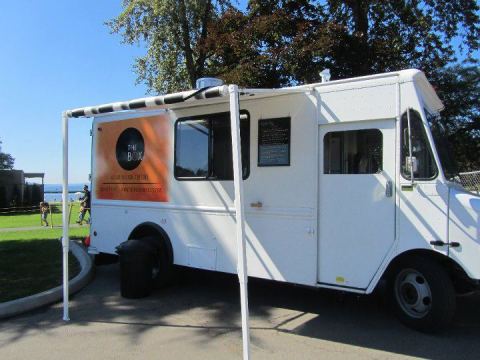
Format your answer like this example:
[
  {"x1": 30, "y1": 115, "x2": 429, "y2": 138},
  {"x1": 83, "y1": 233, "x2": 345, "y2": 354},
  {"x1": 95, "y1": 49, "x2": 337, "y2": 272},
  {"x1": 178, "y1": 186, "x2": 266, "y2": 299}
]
[
  {"x1": 388, "y1": 256, "x2": 456, "y2": 332},
  {"x1": 138, "y1": 236, "x2": 173, "y2": 288}
]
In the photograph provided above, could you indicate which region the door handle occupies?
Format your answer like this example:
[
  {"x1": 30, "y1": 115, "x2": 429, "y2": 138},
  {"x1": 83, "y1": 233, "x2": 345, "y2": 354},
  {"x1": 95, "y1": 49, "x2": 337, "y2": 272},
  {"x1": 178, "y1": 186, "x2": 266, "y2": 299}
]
[{"x1": 385, "y1": 180, "x2": 393, "y2": 197}]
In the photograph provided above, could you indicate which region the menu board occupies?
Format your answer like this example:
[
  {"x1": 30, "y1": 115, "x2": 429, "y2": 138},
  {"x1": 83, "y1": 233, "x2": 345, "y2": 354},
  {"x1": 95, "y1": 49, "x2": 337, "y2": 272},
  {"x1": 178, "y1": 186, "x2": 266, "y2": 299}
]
[{"x1": 258, "y1": 117, "x2": 291, "y2": 166}]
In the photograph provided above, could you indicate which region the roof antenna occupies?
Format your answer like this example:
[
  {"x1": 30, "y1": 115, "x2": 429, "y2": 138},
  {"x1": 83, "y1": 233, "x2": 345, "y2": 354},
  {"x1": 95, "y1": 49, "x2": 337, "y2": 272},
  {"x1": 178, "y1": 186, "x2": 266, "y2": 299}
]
[{"x1": 320, "y1": 69, "x2": 331, "y2": 83}]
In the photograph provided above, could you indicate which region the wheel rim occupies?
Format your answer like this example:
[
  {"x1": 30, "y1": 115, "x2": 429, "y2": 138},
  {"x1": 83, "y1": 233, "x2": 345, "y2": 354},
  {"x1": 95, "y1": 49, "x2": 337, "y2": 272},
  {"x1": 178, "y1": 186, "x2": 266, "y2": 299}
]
[{"x1": 394, "y1": 269, "x2": 432, "y2": 319}]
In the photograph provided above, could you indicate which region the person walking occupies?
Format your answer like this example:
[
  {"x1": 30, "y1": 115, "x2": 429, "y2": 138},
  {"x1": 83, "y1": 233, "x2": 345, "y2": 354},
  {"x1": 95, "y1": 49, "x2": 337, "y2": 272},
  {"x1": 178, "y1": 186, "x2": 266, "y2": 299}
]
[
  {"x1": 77, "y1": 185, "x2": 91, "y2": 225},
  {"x1": 40, "y1": 201, "x2": 50, "y2": 227}
]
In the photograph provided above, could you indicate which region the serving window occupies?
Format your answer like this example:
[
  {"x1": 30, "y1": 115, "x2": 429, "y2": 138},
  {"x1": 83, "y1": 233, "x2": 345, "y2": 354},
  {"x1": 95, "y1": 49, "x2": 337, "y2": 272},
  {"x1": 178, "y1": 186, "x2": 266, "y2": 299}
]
[{"x1": 174, "y1": 111, "x2": 250, "y2": 180}]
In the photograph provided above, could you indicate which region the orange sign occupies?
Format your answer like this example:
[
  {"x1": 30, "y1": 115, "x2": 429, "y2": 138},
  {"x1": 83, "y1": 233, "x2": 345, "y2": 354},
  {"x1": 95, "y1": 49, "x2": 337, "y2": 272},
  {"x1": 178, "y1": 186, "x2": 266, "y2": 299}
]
[{"x1": 94, "y1": 114, "x2": 170, "y2": 202}]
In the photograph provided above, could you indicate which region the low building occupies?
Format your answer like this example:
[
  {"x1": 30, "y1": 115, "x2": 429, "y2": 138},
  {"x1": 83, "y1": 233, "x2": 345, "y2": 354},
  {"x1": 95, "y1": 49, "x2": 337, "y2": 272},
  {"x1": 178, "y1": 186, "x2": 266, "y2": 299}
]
[{"x1": 0, "y1": 170, "x2": 44, "y2": 208}]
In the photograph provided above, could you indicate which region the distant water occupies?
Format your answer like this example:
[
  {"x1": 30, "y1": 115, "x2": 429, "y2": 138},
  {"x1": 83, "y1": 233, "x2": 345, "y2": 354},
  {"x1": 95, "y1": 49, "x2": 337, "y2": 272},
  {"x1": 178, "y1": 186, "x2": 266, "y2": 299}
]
[{"x1": 44, "y1": 183, "x2": 88, "y2": 202}]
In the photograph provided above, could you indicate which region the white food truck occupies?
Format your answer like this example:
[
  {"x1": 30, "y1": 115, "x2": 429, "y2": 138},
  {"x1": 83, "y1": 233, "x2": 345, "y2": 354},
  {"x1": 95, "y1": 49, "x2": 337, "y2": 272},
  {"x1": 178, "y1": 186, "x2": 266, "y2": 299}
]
[{"x1": 63, "y1": 69, "x2": 479, "y2": 334}]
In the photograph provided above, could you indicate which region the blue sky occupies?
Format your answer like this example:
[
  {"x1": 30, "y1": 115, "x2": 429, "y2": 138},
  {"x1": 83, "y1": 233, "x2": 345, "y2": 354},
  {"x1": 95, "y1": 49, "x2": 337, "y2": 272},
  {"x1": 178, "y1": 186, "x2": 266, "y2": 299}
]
[
  {"x1": 0, "y1": 1, "x2": 147, "y2": 184},
  {"x1": 0, "y1": 1, "x2": 248, "y2": 184}
]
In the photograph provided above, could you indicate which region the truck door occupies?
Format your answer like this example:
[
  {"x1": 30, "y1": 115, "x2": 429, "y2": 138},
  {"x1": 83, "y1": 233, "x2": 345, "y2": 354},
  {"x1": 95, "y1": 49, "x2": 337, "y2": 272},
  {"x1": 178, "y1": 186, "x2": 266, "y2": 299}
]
[{"x1": 318, "y1": 119, "x2": 396, "y2": 290}]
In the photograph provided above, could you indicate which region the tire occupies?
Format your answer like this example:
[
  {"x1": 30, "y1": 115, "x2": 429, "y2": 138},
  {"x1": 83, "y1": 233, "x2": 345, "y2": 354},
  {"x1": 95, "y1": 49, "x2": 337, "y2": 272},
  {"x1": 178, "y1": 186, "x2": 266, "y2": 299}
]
[
  {"x1": 94, "y1": 252, "x2": 119, "y2": 266},
  {"x1": 138, "y1": 236, "x2": 173, "y2": 288},
  {"x1": 388, "y1": 255, "x2": 456, "y2": 332}
]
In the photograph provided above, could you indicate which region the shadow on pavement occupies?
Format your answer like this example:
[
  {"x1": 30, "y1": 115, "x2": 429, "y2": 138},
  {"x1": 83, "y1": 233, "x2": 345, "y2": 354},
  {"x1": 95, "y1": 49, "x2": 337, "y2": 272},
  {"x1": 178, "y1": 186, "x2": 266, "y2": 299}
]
[{"x1": 1, "y1": 263, "x2": 479, "y2": 359}]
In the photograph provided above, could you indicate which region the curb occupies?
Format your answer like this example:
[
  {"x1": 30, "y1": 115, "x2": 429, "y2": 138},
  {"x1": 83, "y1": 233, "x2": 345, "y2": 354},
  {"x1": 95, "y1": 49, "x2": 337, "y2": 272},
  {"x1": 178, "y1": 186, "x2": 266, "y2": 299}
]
[{"x1": 0, "y1": 240, "x2": 94, "y2": 320}]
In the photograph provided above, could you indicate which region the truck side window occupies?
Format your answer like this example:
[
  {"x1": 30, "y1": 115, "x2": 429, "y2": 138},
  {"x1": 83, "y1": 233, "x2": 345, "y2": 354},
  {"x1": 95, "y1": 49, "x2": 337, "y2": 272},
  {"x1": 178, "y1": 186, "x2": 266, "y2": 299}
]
[
  {"x1": 175, "y1": 119, "x2": 209, "y2": 178},
  {"x1": 324, "y1": 129, "x2": 383, "y2": 174},
  {"x1": 175, "y1": 112, "x2": 250, "y2": 180},
  {"x1": 400, "y1": 110, "x2": 437, "y2": 180}
]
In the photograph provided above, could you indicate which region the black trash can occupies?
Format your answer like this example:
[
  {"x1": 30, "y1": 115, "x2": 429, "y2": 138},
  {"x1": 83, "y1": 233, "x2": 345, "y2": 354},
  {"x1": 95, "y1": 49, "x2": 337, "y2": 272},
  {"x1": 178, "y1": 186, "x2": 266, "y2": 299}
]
[{"x1": 116, "y1": 240, "x2": 156, "y2": 299}]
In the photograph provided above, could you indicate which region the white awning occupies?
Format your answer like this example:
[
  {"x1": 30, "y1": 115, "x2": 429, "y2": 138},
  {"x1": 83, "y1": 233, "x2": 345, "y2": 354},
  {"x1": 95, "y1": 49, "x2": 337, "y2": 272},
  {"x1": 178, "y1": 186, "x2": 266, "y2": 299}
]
[{"x1": 67, "y1": 86, "x2": 306, "y2": 118}]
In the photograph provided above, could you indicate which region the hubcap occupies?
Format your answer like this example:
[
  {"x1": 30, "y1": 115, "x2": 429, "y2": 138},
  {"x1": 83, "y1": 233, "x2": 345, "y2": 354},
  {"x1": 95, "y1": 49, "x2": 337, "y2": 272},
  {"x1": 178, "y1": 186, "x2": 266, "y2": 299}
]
[{"x1": 395, "y1": 269, "x2": 432, "y2": 318}]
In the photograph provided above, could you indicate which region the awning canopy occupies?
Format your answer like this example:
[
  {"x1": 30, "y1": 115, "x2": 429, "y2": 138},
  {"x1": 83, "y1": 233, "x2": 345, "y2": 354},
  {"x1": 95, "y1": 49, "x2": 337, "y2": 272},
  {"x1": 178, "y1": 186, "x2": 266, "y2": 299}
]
[{"x1": 66, "y1": 86, "x2": 306, "y2": 118}]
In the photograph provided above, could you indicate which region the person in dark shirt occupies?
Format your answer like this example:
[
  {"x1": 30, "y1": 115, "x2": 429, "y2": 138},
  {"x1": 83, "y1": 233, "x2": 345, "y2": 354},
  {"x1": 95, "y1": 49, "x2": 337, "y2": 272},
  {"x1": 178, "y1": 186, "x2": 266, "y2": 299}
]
[{"x1": 76, "y1": 185, "x2": 91, "y2": 225}]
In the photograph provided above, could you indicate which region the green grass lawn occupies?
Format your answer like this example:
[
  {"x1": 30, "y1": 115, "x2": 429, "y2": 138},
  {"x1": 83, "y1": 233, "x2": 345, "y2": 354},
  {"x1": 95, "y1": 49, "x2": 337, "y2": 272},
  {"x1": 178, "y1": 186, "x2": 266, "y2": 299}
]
[
  {"x1": 0, "y1": 226, "x2": 88, "y2": 303},
  {"x1": 0, "y1": 226, "x2": 90, "y2": 241},
  {"x1": 0, "y1": 202, "x2": 88, "y2": 229}
]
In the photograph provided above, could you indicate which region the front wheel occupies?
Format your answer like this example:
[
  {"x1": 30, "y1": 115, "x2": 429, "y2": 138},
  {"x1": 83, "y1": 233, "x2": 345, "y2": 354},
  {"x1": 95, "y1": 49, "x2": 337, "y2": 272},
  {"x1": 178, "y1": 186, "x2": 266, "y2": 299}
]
[{"x1": 388, "y1": 256, "x2": 456, "y2": 332}]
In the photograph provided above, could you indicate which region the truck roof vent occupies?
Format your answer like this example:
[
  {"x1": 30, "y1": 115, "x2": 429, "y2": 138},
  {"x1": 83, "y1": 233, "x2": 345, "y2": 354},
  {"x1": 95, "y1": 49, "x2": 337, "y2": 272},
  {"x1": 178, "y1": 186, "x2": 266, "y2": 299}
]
[{"x1": 196, "y1": 77, "x2": 224, "y2": 89}]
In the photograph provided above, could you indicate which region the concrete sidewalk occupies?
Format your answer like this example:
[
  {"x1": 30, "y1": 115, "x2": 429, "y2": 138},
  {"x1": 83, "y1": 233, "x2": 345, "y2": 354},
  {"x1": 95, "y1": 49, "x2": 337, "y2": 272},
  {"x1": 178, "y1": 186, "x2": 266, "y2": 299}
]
[
  {"x1": 1, "y1": 265, "x2": 479, "y2": 359},
  {"x1": 0, "y1": 224, "x2": 84, "y2": 232}
]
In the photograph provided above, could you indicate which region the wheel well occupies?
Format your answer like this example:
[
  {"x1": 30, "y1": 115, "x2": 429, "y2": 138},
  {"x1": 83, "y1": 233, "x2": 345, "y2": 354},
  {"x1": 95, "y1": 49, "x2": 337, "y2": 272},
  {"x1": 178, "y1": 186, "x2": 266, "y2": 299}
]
[
  {"x1": 128, "y1": 222, "x2": 174, "y2": 265},
  {"x1": 383, "y1": 249, "x2": 475, "y2": 294}
]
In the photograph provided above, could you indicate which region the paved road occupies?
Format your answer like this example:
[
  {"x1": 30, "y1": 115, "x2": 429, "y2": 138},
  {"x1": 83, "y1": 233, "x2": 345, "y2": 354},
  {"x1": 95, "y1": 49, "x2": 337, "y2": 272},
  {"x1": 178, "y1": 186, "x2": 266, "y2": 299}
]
[{"x1": 1, "y1": 264, "x2": 479, "y2": 359}]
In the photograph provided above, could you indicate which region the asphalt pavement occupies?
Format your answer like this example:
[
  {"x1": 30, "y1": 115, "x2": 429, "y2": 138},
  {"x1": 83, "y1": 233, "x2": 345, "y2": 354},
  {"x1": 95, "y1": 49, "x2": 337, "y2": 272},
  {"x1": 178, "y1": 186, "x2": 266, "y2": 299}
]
[{"x1": 1, "y1": 264, "x2": 479, "y2": 359}]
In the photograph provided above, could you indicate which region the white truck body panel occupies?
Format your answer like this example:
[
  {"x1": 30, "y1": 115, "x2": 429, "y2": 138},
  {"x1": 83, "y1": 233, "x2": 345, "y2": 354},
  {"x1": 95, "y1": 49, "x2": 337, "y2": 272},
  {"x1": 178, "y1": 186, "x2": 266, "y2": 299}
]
[
  {"x1": 91, "y1": 95, "x2": 319, "y2": 286},
  {"x1": 449, "y1": 186, "x2": 480, "y2": 279}
]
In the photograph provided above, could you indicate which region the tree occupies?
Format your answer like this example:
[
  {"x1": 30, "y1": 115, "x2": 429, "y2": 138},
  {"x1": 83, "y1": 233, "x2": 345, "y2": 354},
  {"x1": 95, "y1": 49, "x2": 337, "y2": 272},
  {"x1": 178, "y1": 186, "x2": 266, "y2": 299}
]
[
  {"x1": 108, "y1": 0, "x2": 231, "y2": 94},
  {"x1": 110, "y1": 1, "x2": 479, "y2": 89},
  {"x1": 110, "y1": 0, "x2": 479, "y2": 170},
  {"x1": 314, "y1": 0, "x2": 479, "y2": 80},
  {"x1": 0, "y1": 140, "x2": 14, "y2": 170},
  {"x1": 204, "y1": 1, "x2": 321, "y2": 87},
  {"x1": 429, "y1": 65, "x2": 480, "y2": 173},
  {"x1": 206, "y1": 0, "x2": 479, "y2": 85}
]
